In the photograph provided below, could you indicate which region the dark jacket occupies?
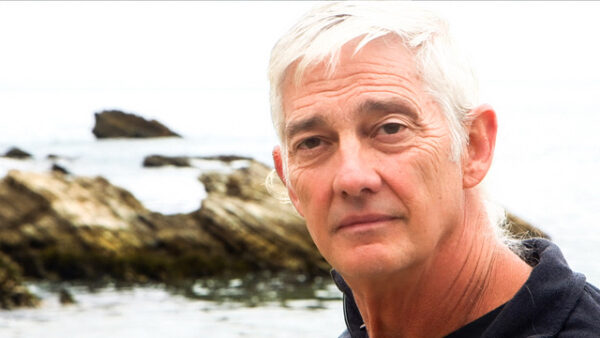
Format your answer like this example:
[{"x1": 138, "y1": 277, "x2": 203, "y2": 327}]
[{"x1": 333, "y1": 239, "x2": 600, "y2": 337}]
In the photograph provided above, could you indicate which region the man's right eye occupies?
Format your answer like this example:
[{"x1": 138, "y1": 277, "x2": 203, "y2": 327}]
[{"x1": 298, "y1": 137, "x2": 321, "y2": 149}]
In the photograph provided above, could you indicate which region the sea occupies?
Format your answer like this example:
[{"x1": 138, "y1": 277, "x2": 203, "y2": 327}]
[{"x1": 1, "y1": 2, "x2": 600, "y2": 337}]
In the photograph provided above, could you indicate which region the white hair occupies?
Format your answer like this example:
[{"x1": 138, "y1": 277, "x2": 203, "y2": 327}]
[
  {"x1": 267, "y1": 2, "x2": 522, "y2": 252},
  {"x1": 268, "y1": 2, "x2": 478, "y2": 161}
]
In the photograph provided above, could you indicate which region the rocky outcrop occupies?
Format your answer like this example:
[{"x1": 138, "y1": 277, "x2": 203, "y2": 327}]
[
  {"x1": 0, "y1": 160, "x2": 328, "y2": 289},
  {"x1": 2, "y1": 147, "x2": 32, "y2": 159},
  {"x1": 197, "y1": 160, "x2": 328, "y2": 274},
  {"x1": 0, "y1": 252, "x2": 39, "y2": 309},
  {"x1": 92, "y1": 110, "x2": 180, "y2": 139}
]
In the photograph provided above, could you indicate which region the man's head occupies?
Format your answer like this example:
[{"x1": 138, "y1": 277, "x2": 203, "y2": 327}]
[
  {"x1": 269, "y1": 2, "x2": 479, "y2": 164},
  {"x1": 268, "y1": 3, "x2": 500, "y2": 278}
]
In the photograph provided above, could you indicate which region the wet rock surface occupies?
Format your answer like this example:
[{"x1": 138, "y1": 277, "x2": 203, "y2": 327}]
[{"x1": 92, "y1": 110, "x2": 181, "y2": 139}]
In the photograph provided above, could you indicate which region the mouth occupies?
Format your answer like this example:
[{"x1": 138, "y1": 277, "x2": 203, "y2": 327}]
[{"x1": 335, "y1": 214, "x2": 400, "y2": 233}]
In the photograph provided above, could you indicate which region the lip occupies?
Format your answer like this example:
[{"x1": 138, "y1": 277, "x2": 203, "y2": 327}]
[{"x1": 336, "y1": 214, "x2": 399, "y2": 232}]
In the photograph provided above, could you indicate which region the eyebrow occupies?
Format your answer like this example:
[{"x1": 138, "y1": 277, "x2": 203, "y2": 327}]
[
  {"x1": 358, "y1": 99, "x2": 420, "y2": 123},
  {"x1": 284, "y1": 99, "x2": 421, "y2": 140},
  {"x1": 285, "y1": 115, "x2": 328, "y2": 141}
]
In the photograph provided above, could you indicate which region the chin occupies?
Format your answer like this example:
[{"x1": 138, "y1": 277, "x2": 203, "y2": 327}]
[{"x1": 332, "y1": 242, "x2": 415, "y2": 279}]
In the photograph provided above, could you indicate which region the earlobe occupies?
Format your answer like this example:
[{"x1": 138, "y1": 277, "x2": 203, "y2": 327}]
[
  {"x1": 272, "y1": 146, "x2": 304, "y2": 216},
  {"x1": 462, "y1": 104, "x2": 498, "y2": 189}
]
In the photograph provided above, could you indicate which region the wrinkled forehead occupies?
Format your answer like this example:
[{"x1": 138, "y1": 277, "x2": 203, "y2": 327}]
[
  {"x1": 285, "y1": 34, "x2": 418, "y2": 88},
  {"x1": 280, "y1": 34, "x2": 422, "y2": 117}
]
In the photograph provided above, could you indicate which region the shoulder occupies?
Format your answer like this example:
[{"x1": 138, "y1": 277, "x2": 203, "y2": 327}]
[{"x1": 559, "y1": 282, "x2": 600, "y2": 336}]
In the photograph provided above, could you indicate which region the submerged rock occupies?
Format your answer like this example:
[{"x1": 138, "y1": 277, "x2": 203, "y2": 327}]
[
  {"x1": 2, "y1": 147, "x2": 32, "y2": 159},
  {"x1": 92, "y1": 110, "x2": 180, "y2": 139}
]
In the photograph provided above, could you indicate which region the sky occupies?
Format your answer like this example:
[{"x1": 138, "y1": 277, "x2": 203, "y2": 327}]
[{"x1": 1, "y1": 1, "x2": 600, "y2": 141}]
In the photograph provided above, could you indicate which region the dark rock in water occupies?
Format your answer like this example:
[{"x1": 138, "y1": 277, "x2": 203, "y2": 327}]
[
  {"x1": 198, "y1": 155, "x2": 252, "y2": 163},
  {"x1": 59, "y1": 287, "x2": 76, "y2": 305},
  {"x1": 142, "y1": 154, "x2": 251, "y2": 168},
  {"x1": 143, "y1": 155, "x2": 191, "y2": 168},
  {"x1": 3, "y1": 147, "x2": 32, "y2": 159},
  {"x1": 92, "y1": 110, "x2": 181, "y2": 139},
  {"x1": 51, "y1": 164, "x2": 70, "y2": 175},
  {"x1": 0, "y1": 252, "x2": 39, "y2": 309}
]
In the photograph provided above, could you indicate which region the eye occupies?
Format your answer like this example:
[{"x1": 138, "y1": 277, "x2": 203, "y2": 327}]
[
  {"x1": 297, "y1": 137, "x2": 321, "y2": 150},
  {"x1": 377, "y1": 122, "x2": 406, "y2": 135}
]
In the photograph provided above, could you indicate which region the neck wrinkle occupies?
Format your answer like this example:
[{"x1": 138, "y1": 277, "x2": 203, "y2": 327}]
[{"x1": 345, "y1": 201, "x2": 529, "y2": 338}]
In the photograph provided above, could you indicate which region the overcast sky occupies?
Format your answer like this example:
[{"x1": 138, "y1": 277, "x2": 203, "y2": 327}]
[{"x1": 1, "y1": 2, "x2": 599, "y2": 92}]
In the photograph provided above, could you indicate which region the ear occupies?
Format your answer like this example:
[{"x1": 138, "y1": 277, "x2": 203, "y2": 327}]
[
  {"x1": 272, "y1": 146, "x2": 304, "y2": 216},
  {"x1": 462, "y1": 104, "x2": 497, "y2": 189}
]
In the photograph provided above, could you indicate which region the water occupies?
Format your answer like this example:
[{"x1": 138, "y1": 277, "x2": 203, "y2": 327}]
[{"x1": 0, "y1": 279, "x2": 345, "y2": 338}]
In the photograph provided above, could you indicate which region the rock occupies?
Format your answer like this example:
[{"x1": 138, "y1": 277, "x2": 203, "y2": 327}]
[
  {"x1": 0, "y1": 164, "x2": 327, "y2": 285},
  {"x1": 92, "y1": 110, "x2": 180, "y2": 139},
  {"x1": 0, "y1": 252, "x2": 39, "y2": 309},
  {"x1": 59, "y1": 287, "x2": 76, "y2": 305},
  {"x1": 505, "y1": 213, "x2": 550, "y2": 240},
  {"x1": 50, "y1": 164, "x2": 70, "y2": 175},
  {"x1": 197, "y1": 160, "x2": 329, "y2": 274},
  {"x1": 142, "y1": 155, "x2": 191, "y2": 168},
  {"x1": 2, "y1": 147, "x2": 32, "y2": 159},
  {"x1": 199, "y1": 155, "x2": 252, "y2": 163},
  {"x1": 141, "y1": 154, "x2": 251, "y2": 168}
]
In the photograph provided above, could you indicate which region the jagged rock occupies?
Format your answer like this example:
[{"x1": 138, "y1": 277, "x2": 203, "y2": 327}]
[
  {"x1": 0, "y1": 164, "x2": 328, "y2": 286},
  {"x1": 92, "y1": 110, "x2": 180, "y2": 139},
  {"x1": 0, "y1": 252, "x2": 39, "y2": 309},
  {"x1": 143, "y1": 155, "x2": 191, "y2": 168},
  {"x1": 197, "y1": 160, "x2": 329, "y2": 274},
  {"x1": 2, "y1": 147, "x2": 32, "y2": 159}
]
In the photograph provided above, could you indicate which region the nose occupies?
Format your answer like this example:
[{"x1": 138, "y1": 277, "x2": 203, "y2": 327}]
[{"x1": 332, "y1": 138, "x2": 382, "y2": 198}]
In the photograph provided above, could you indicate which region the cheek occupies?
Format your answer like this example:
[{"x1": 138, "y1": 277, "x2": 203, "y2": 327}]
[{"x1": 289, "y1": 167, "x2": 333, "y2": 218}]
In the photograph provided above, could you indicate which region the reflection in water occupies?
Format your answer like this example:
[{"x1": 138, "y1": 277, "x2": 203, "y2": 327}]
[{"x1": 0, "y1": 274, "x2": 345, "y2": 338}]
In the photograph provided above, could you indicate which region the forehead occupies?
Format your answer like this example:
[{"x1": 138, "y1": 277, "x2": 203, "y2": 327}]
[{"x1": 281, "y1": 35, "x2": 425, "y2": 122}]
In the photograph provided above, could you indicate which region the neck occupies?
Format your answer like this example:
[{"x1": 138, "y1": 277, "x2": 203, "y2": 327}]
[{"x1": 343, "y1": 197, "x2": 532, "y2": 338}]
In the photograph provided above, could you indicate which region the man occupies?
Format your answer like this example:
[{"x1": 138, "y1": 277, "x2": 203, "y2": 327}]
[{"x1": 268, "y1": 3, "x2": 600, "y2": 337}]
